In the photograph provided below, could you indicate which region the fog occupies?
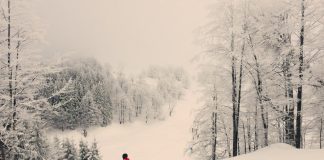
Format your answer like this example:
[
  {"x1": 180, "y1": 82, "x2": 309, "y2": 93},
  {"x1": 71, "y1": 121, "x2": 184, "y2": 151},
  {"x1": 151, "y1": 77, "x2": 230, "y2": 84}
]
[{"x1": 34, "y1": 0, "x2": 212, "y2": 73}]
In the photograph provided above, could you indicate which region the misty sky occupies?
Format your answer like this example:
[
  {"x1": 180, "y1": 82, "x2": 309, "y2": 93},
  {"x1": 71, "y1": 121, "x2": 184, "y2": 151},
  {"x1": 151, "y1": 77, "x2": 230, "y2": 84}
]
[{"x1": 34, "y1": 0, "x2": 212, "y2": 73}]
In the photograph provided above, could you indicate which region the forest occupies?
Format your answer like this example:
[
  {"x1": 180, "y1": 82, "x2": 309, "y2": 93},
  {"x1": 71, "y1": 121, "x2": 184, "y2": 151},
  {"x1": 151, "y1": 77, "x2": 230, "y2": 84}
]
[
  {"x1": 0, "y1": 0, "x2": 324, "y2": 160},
  {"x1": 189, "y1": 0, "x2": 324, "y2": 159},
  {"x1": 0, "y1": 0, "x2": 189, "y2": 159}
]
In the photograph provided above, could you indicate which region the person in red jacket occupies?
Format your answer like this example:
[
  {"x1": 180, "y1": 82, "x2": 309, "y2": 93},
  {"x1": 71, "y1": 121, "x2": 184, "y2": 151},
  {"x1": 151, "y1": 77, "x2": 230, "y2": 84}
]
[{"x1": 122, "y1": 153, "x2": 130, "y2": 160}]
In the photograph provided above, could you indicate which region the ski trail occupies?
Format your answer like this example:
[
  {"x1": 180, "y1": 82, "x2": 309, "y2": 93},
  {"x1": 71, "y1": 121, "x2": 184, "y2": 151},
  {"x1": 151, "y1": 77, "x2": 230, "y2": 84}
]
[{"x1": 50, "y1": 88, "x2": 199, "y2": 160}]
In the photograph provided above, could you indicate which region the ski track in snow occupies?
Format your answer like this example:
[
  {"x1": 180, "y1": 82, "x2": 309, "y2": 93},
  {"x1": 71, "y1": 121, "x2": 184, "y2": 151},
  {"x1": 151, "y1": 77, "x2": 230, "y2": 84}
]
[{"x1": 49, "y1": 88, "x2": 199, "y2": 160}]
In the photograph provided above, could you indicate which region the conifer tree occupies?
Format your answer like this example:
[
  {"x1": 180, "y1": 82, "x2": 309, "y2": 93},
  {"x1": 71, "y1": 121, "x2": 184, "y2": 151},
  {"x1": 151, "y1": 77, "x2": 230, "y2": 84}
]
[
  {"x1": 88, "y1": 140, "x2": 101, "y2": 160},
  {"x1": 79, "y1": 140, "x2": 90, "y2": 160},
  {"x1": 62, "y1": 139, "x2": 78, "y2": 160}
]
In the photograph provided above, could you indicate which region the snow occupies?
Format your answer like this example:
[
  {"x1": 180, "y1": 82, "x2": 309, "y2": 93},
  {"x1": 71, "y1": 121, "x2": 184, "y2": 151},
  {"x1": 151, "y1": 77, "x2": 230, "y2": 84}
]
[
  {"x1": 49, "y1": 88, "x2": 199, "y2": 160},
  {"x1": 227, "y1": 143, "x2": 324, "y2": 160},
  {"x1": 48, "y1": 87, "x2": 324, "y2": 160}
]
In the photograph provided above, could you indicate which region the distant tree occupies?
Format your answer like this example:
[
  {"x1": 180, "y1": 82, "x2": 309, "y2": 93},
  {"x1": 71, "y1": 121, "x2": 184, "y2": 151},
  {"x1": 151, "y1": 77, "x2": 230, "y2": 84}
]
[
  {"x1": 79, "y1": 91, "x2": 99, "y2": 137},
  {"x1": 92, "y1": 82, "x2": 112, "y2": 126},
  {"x1": 62, "y1": 139, "x2": 77, "y2": 160},
  {"x1": 87, "y1": 140, "x2": 101, "y2": 160},
  {"x1": 26, "y1": 121, "x2": 50, "y2": 159},
  {"x1": 79, "y1": 140, "x2": 90, "y2": 160}
]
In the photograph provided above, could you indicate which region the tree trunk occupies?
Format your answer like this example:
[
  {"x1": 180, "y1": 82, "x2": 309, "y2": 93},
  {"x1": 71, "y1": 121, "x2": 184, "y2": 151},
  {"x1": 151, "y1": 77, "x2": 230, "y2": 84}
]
[
  {"x1": 238, "y1": 137, "x2": 240, "y2": 155},
  {"x1": 283, "y1": 43, "x2": 295, "y2": 147},
  {"x1": 211, "y1": 112, "x2": 217, "y2": 160},
  {"x1": 248, "y1": 34, "x2": 266, "y2": 148},
  {"x1": 296, "y1": 0, "x2": 305, "y2": 149},
  {"x1": 211, "y1": 89, "x2": 218, "y2": 160},
  {"x1": 287, "y1": 80, "x2": 295, "y2": 146},
  {"x1": 320, "y1": 118, "x2": 323, "y2": 149},
  {"x1": 247, "y1": 117, "x2": 252, "y2": 152},
  {"x1": 13, "y1": 32, "x2": 20, "y2": 122},
  {"x1": 7, "y1": 0, "x2": 14, "y2": 131},
  {"x1": 232, "y1": 55, "x2": 238, "y2": 156},
  {"x1": 236, "y1": 37, "x2": 245, "y2": 155},
  {"x1": 243, "y1": 121, "x2": 247, "y2": 154},
  {"x1": 254, "y1": 101, "x2": 259, "y2": 150},
  {"x1": 230, "y1": 14, "x2": 239, "y2": 155},
  {"x1": 253, "y1": 49, "x2": 268, "y2": 147}
]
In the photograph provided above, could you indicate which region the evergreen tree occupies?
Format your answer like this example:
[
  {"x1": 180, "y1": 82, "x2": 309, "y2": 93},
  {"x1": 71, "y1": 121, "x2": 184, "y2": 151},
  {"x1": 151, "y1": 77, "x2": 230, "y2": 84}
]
[
  {"x1": 62, "y1": 139, "x2": 77, "y2": 160},
  {"x1": 79, "y1": 91, "x2": 99, "y2": 137},
  {"x1": 92, "y1": 82, "x2": 112, "y2": 126},
  {"x1": 88, "y1": 141, "x2": 101, "y2": 160},
  {"x1": 27, "y1": 121, "x2": 50, "y2": 160},
  {"x1": 79, "y1": 140, "x2": 90, "y2": 160}
]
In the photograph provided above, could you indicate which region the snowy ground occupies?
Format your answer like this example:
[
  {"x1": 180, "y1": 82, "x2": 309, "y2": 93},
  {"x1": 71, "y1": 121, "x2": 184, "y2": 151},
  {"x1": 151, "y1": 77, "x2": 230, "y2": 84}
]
[
  {"x1": 48, "y1": 88, "x2": 324, "y2": 160},
  {"x1": 228, "y1": 143, "x2": 324, "y2": 160},
  {"x1": 49, "y1": 89, "x2": 199, "y2": 160}
]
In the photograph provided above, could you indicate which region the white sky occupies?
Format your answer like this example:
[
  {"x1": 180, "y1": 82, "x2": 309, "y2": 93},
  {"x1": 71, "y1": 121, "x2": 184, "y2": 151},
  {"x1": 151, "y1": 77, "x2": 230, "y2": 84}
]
[{"x1": 34, "y1": 0, "x2": 212, "y2": 73}]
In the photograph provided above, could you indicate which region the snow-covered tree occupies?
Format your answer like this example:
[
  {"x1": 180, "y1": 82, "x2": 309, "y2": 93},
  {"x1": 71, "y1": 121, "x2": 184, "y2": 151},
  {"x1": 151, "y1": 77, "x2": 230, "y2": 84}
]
[
  {"x1": 79, "y1": 140, "x2": 90, "y2": 160},
  {"x1": 87, "y1": 140, "x2": 101, "y2": 160},
  {"x1": 79, "y1": 91, "x2": 99, "y2": 137},
  {"x1": 62, "y1": 139, "x2": 77, "y2": 160},
  {"x1": 192, "y1": 0, "x2": 324, "y2": 159},
  {"x1": 92, "y1": 82, "x2": 112, "y2": 126}
]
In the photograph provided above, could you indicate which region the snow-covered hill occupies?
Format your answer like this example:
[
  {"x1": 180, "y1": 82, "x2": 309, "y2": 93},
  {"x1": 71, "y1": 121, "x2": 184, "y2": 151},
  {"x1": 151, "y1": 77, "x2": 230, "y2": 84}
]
[
  {"x1": 227, "y1": 143, "x2": 324, "y2": 160},
  {"x1": 49, "y1": 88, "x2": 199, "y2": 160}
]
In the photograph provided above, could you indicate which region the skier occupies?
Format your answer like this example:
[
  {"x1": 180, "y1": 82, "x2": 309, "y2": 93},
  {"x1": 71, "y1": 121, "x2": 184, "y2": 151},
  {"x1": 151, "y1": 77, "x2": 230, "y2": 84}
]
[{"x1": 122, "y1": 153, "x2": 130, "y2": 160}]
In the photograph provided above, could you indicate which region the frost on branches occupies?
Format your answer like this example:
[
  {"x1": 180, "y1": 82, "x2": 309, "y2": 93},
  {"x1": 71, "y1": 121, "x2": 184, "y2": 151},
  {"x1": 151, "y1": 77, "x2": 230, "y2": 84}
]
[{"x1": 189, "y1": 0, "x2": 324, "y2": 159}]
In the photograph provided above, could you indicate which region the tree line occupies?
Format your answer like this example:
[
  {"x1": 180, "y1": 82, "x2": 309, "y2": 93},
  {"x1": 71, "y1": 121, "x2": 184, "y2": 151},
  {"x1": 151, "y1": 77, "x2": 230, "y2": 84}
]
[
  {"x1": 50, "y1": 137, "x2": 101, "y2": 160},
  {"x1": 39, "y1": 58, "x2": 189, "y2": 135}
]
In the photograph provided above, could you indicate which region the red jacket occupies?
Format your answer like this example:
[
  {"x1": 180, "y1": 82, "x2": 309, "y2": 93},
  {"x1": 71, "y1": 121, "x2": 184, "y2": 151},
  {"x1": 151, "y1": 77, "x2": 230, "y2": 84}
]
[{"x1": 123, "y1": 158, "x2": 130, "y2": 160}]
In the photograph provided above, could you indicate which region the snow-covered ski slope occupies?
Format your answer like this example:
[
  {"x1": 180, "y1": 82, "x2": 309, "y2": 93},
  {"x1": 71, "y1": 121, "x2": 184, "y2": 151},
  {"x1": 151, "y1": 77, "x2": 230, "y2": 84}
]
[
  {"x1": 228, "y1": 143, "x2": 324, "y2": 160},
  {"x1": 49, "y1": 87, "x2": 324, "y2": 160},
  {"x1": 49, "y1": 88, "x2": 199, "y2": 160}
]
